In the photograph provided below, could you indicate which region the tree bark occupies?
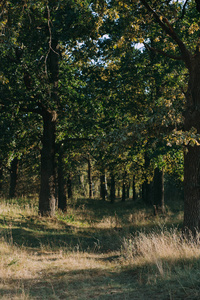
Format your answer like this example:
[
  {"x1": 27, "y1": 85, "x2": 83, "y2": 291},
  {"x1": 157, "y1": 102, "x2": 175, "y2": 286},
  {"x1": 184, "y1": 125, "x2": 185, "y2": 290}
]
[
  {"x1": 142, "y1": 153, "x2": 153, "y2": 204},
  {"x1": 57, "y1": 145, "x2": 67, "y2": 211},
  {"x1": 127, "y1": 181, "x2": 130, "y2": 199},
  {"x1": 183, "y1": 53, "x2": 200, "y2": 234},
  {"x1": 0, "y1": 162, "x2": 3, "y2": 195},
  {"x1": 121, "y1": 172, "x2": 127, "y2": 202},
  {"x1": 79, "y1": 174, "x2": 86, "y2": 197},
  {"x1": 153, "y1": 168, "x2": 165, "y2": 214},
  {"x1": 110, "y1": 173, "x2": 115, "y2": 203},
  {"x1": 9, "y1": 157, "x2": 19, "y2": 199},
  {"x1": 118, "y1": 187, "x2": 120, "y2": 197},
  {"x1": 39, "y1": 109, "x2": 57, "y2": 216},
  {"x1": 87, "y1": 155, "x2": 93, "y2": 198},
  {"x1": 39, "y1": 39, "x2": 59, "y2": 217},
  {"x1": 132, "y1": 175, "x2": 136, "y2": 201},
  {"x1": 67, "y1": 173, "x2": 72, "y2": 199},
  {"x1": 100, "y1": 172, "x2": 106, "y2": 201},
  {"x1": 121, "y1": 182, "x2": 126, "y2": 202}
]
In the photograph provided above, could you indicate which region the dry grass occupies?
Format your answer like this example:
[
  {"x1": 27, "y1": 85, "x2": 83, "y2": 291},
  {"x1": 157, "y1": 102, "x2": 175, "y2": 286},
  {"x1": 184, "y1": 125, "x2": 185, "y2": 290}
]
[
  {"x1": 121, "y1": 229, "x2": 200, "y2": 299},
  {"x1": 122, "y1": 229, "x2": 200, "y2": 267},
  {"x1": 0, "y1": 197, "x2": 200, "y2": 299},
  {"x1": 0, "y1": 237, "x2": 118, "y2": 299}
]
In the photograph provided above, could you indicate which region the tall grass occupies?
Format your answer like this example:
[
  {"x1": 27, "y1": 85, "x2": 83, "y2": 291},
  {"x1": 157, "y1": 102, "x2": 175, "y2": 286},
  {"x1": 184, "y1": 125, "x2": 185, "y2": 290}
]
[
  {"x1": 1, "y1": 197, "x2": 200, "y2": 299},
  {"x1": 121, "y1": 228, "x2": 200, "y2": 299},
  {"x1": 122, "y1": 228, "x2": 200, "y2": 268}
]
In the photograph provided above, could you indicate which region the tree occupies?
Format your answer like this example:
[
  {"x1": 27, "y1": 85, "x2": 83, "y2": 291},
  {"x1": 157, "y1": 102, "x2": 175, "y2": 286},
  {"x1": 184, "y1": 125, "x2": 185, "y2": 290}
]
[
  {"x1": 96, "y1": 0, "x2": 200, "y2": 234},
  {"x1": 139, "y1": 0, "x2": 200, "y2": 234},
  {"x1": 1, "y1": 0, "x2": 97, "y2": 216}
]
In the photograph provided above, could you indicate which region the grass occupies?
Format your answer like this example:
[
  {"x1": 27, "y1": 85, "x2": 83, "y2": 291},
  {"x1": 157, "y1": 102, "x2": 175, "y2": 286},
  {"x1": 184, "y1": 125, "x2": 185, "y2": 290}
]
[{"x1": 0, "y1": 196, "x2": 200, "y2": 299}]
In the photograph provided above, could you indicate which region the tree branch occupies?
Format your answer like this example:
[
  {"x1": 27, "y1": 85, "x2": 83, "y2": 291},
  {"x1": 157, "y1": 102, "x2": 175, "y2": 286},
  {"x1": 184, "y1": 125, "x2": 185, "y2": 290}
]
[
  {"x1": 195, "y1": 0, "x2": 200, "y2": 13},
  {"x1": 140, "y1": 0, "x2": 192, "y2": 70},
  {"x1": 20, "y1": 105, "x2": 43, "y2": 115},
  {"x1": 61, "y1": 137, "x2": 93, "y2": 144},
  {"x1": 179, "y1": 0, "x2": 190, "y2": 20},
  {"x1": 144, "y1": 43, "x2": 183, "y2": 60}
]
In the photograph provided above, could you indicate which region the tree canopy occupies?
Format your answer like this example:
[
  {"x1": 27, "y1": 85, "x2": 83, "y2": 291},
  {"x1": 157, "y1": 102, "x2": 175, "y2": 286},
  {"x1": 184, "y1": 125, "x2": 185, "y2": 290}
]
[{"x1": 1, "y1": 0, "x2": 200, "y2": 234}]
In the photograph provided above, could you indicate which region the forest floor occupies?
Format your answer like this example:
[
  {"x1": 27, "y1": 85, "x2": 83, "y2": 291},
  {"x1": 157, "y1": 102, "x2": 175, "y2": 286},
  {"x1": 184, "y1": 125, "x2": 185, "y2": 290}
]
[{"x1": 0, "y1": 196, "x2": 200, "y2": 299}]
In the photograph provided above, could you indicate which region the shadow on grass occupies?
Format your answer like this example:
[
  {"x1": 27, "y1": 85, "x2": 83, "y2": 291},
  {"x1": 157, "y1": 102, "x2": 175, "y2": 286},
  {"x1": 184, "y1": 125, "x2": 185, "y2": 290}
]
[
  {"x1": 0, "y1": 197, "x2": 184, "y2": 255},
  {"x1": 70, "y1": 197, "x2": 183, "y2": 225},
  {"x1": 0, "y1": 200, "x2": 183, "y2": 253},
  {"x1": 0, "y1": 219, "x2": 183, "y2": 254},
  {"x1": 1, "y1": 256, "x2": 200, "y2": 299}
]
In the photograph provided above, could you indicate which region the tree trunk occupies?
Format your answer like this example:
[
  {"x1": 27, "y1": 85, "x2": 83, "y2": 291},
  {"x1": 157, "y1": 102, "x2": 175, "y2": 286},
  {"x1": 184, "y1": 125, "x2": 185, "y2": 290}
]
[
  {"x1": 153, "y1": 168, "x2": 165, "y2": 214},
  {"x1": 88, "y1": 155, "x2": 93, "y2": 198},
  {"x1": 67, "y1": 173, "x2": 72, "y2": 199},
  {"x1": 110, "y1": 173, "x2": 115, "y2": 203},
  {"x1": 0, "y1": 162, "x2": 3, "y2": 195},
  {"x1": 9, "y1": 157, "x2": 19, "y2": 199},
  {"x1": 122, "y1": 182, "x2": 126, "y2": 202},
  {"x1": 132, "y1": 175, "x2": 136, "y2": 201},
  {"x1": 122, "y1": 172, "x2": 127, "y2": 202},
  {"x1": 57, "y1": 145, "x2": 67, "y2": 211},
  {"x1": 100, "y1": 172, "x2": 106, "y2": 201},
  {"x1": 39, "y1": 110, "x2": 57, "y2": 216},
  {"x1": 184, "y1": 145, "x2": 200, "y2": 234},
  {"x1": 127, "y1": 181, "x2": 130, "y2": 199},
  {"x1": 118, "y1": 187, "x2": 120, "y2": 197},
  {"x1": 79, "y1": 175, "x2": 86, "y2": 197},
  {"x1": 183, "y1": 53, "x2": 200, "y2": 235},
  {"x1": 142, "y1": 153, "x2": 153, "y2": 205},
  {"x1": 161, "y1": 169, "x2": 165, "y2": 213},
  {"x1": 39, "y1": 39, "x2": 59, "y2": 217}
]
